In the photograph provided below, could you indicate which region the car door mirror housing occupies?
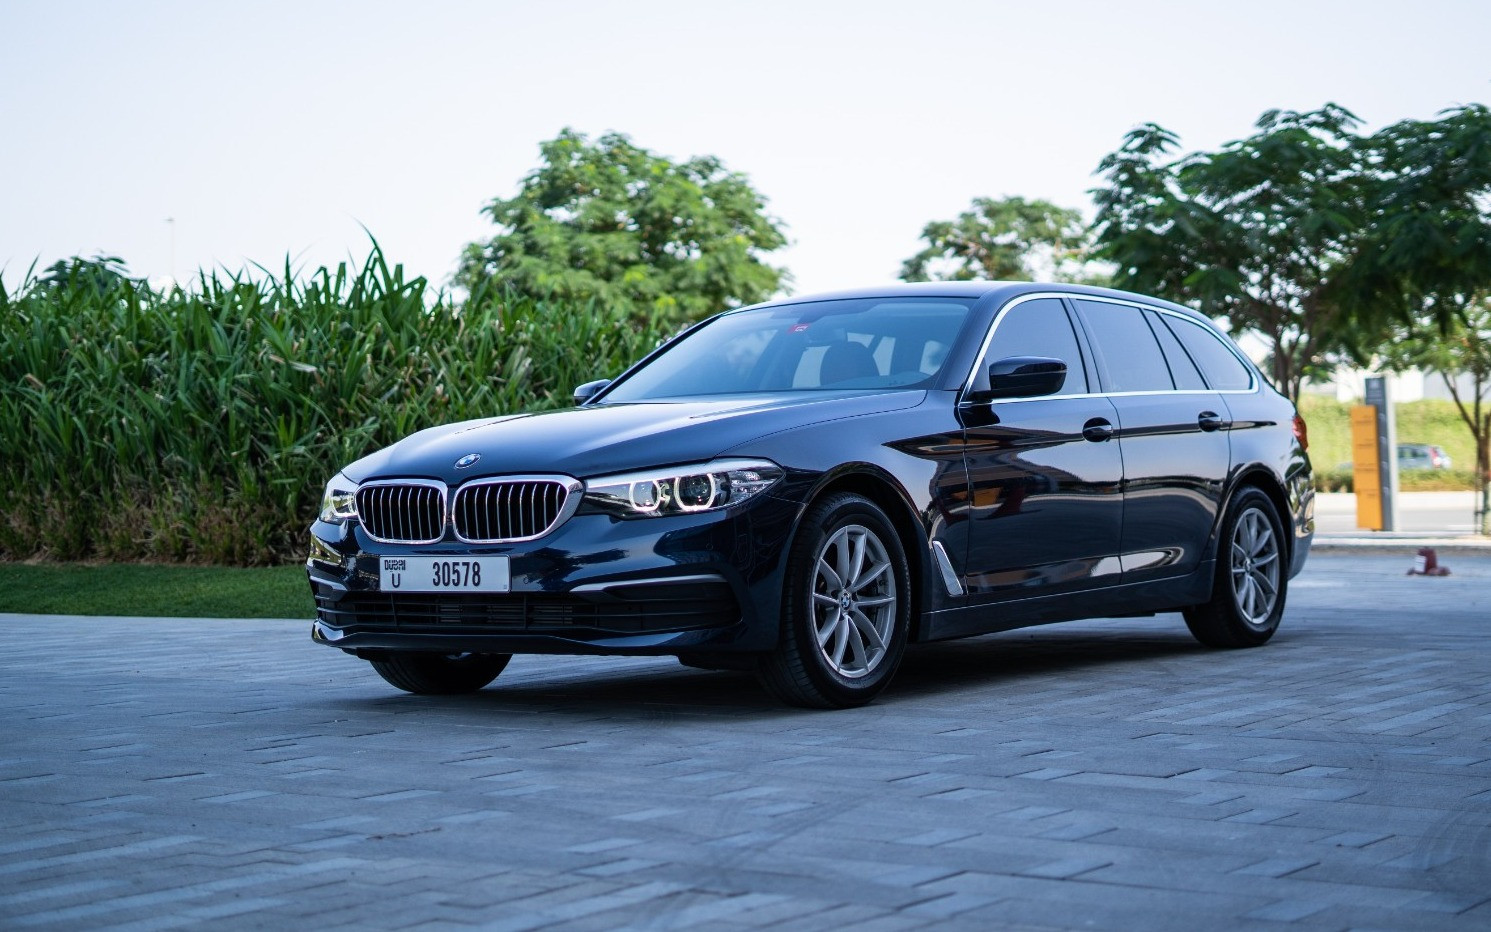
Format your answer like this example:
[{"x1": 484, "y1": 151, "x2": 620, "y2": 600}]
[
  {"x1": 968, "y1": 356, "x2": 1067, "y2": 402},
  {"x1": 572, "y1": 379, "x2": 612, "y2": 406}
]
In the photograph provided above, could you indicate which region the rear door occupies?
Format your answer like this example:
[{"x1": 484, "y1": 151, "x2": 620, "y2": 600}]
[{"x1": 1072, "y1": 298, "x2": 1230, "y2": 584}]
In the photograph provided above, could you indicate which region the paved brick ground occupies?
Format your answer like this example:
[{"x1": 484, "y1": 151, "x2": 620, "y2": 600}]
[{"x1": 1, "y1": 552, "x2": 1488, "y2": 930}]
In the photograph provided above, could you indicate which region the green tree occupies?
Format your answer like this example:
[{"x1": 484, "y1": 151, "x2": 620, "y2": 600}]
[
  {"x1": 1093, "y1": 103, "x2": 1491, "y2": 405},
  {"x1": 1356, "y1": 105, "x2": 1491, "y2": 533},
  {"x1": 458, "y1": 129, "x2": 789, "y2": 327},
  {"x1": 1092, "y1": 105, "x2": 1368, "y2": 402},
  {"x1": 899, "y1": 196, "x2": 1098, "y2": 283},
  {"x1": 1341, "y1": 105, "x2": 1491, "y2": 338}
]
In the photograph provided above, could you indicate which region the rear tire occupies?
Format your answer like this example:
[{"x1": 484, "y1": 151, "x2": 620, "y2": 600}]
[
  {"x1": 369, "y1": 652, "x2": 511, "y2": 695},
  {"x1": 1184, "y1": 488, "x2": 1287, "y2": 648},
  {"x1": 757, "y1": 493, "x2": 911, "y2": 709}
]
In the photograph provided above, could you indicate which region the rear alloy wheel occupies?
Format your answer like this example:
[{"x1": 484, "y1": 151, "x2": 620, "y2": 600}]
[
  {"x1": 757, "y1": 493, "x2": 910, "y2": 708},
  {"x1": 369, "y1": 652, "x2": 511, "y2": 695},
  {"x1": 1184, "y1": 488, "x2": 1287, "y2": 648}
]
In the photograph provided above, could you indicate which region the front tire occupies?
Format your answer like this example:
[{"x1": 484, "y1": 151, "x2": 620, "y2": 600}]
[
  {"x1": 369, "y1": 652, "x2": 511, "y2": 695},
  {"x1": 1184, "y1": 488, "x2": 1287, "y2": 648},
  {"x1": 757, "y1": 493, "x2": 911, "y2": 708}
]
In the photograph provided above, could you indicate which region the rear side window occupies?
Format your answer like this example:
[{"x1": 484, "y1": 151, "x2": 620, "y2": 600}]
[
  {"x1": 1147, "y1": 310, "x2": 1207, "y2": 390},
  {"x1": 1160, "y1": 315, "x2": 1254, "y2": 390},
  {"x1": 979, "y1": 298, "x2": 1088, "y2": 395},
  {"x1": 1074, "y1": 300, "x2": 1172, "y2": 392}
]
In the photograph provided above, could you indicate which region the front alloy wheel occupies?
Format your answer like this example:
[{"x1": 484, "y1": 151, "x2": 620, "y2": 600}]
[
  {"x1": 810, "y1": 524, "x2": 898, "y2": 678},
  {"x1": 758, "y1": 493, "x2": 911, "y2": 708}
]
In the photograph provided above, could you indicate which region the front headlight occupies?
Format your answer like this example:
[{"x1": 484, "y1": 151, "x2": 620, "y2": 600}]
[
  {"x1": 319, "y1": 474, "x2": 359, "y2": 523},
  {"x1": 582, "y1": 458, "x2": 783, "y2": 518}
]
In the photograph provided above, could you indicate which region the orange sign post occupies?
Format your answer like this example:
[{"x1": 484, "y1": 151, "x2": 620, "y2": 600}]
[
  {"x1": 1351, "y1": 376, "x2": 1398, "y2": 531},
  {"x1": 1350, "y1": 405, "x2": 1382, "y2": 530}
]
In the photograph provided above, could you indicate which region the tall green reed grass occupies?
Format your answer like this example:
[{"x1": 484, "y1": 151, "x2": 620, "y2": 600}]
[{"x1": 0, "y1": 246, "x2": 671, "y2": 564}]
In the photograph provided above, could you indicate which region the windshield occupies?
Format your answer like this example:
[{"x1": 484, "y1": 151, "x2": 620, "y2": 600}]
[{"x1": 600, "y1": 297, "x2": 977, "y2": 402}]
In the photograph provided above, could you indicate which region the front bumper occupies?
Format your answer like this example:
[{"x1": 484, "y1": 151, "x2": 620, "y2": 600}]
[{"x1": 307, "y1": 493, "x2": 799, "y2": 656}]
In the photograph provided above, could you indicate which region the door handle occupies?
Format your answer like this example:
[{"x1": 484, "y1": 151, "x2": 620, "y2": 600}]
[
  {"x1": 1198, "y1": 411, "x2": 1228, "y2": 432},
  {"x1": 1082, "y1": 418, "x2": 1114, "y2": 442}
]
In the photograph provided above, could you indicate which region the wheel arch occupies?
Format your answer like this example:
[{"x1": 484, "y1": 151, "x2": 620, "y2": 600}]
[
  {"x1": 1216, "y1": 468, "x2": 1294, "y2": 570},
  {"x1": 793, "y1": 466, "x2": 932, "y2": 638}
]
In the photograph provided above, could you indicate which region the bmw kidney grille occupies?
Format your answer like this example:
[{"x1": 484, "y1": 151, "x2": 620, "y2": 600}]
[
  {"x1": 452, "y1": 479, "x2": 571, "y2": 542},
  {"x1": 355, "y1": 482, "x2": 446, "y2": 544},
  {"x1": 355, "y1": 479, "x2": 573, "y2": 544}
]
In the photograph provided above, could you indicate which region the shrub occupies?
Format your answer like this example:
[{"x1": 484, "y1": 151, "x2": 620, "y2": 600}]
[
  {"x1": 1309, "y1": 467, "x2": 1478, "y2": 494},
  {"x1": 1400, "y1": 468, "x2": 1480, "y2": 492},
  {"x1": 1312, "y1": 469, "x2": 1354, "y2": 493},
  {"x1": 0, "y1": 247, "x2": 671, "y2": 564}
]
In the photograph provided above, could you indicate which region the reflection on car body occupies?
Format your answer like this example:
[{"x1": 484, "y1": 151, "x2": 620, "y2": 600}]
[{"x1": 308, "y1": 282, "x2": 1314, "y2": 707}]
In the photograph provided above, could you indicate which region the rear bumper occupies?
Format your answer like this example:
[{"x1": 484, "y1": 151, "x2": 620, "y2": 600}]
[
  {"x1": 1286, "y1": 460, "x2": 1315, "y2": 580},
  {"x1": 1290, "y1": 528, "x2": 1312, "y2": 579}
]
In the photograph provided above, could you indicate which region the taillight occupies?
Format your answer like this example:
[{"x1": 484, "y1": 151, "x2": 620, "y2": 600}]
[{"x1": 1292, "y1": 413, "x2": 1309, "y2": 452}]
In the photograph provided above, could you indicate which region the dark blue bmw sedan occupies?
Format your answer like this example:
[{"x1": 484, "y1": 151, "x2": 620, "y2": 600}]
[{"x1": 308, "y1": 282, "x2": 1313, "y2": 707}]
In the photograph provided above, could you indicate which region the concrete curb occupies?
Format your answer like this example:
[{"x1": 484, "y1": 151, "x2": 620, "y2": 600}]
[{"x1": 1312, "y1": 535, "x2": 1491, "y2": 553}]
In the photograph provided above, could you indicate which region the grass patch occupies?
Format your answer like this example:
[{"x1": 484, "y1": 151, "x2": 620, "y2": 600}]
[
  {"x1": 1299, "y1": 395, "x2": 1478, "y2": 488},
  {"x1": 0, "y1": 562, "x2": 310, "y2": 618}
]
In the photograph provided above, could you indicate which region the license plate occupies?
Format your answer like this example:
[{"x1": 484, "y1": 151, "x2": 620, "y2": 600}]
[{"x1": 378, "y1": 556, "x2": 510, "y2": 593}]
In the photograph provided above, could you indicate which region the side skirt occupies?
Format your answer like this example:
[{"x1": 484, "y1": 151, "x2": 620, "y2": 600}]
[{"x1": 917, "y1": 561, "x2": 1215, "y2": 643}]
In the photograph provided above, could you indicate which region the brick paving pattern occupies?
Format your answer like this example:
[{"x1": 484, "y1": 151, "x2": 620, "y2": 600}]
[{"x1": 1, "y1": 552, "x2": 1488, "y2": 929}]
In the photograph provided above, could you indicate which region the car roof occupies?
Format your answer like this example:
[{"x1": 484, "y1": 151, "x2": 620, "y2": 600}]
[{"x1": 747, "y1": 281, "x2": 1212, "y2": 324}]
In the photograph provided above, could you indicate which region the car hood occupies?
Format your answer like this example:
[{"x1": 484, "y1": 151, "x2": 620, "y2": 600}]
[{"x1": 341, "y1": 390, "x2": 927, "y2": 483}]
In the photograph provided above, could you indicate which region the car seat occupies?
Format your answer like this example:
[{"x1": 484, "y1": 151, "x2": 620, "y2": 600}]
[{"x1": 820, "y1": 341, "x2": 879, "y2": 385}]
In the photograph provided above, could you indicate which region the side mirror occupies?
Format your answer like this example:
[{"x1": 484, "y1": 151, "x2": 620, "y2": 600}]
[
  {"x1": 572, "y1": 379, "x2": 611, "y2": 406},
  {"x1": 967, "y1": 356, "x2": 1067, "y2": 402}
]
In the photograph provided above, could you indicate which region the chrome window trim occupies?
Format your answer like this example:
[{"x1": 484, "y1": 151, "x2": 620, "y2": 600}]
[
  {"x1": 978, "y1": 389, "x2": 1244, "y2": 406},
  {"x1": 451, "y1": 474, "x2": 583, "y2": 544},
  {"x1": 355, "y1": 478, "x2": 449, "y2": 545},
  {"x1": 960, "y1": 292, "x2": 1086, "y2": 398},
  {"x1": 960, "y1": 291, "x2": 1260, "y2": 402}
]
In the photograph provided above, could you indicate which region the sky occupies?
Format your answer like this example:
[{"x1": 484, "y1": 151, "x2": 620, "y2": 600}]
[{"x1": 3, "y1": 0, "x2": 1489, "y2": 297}]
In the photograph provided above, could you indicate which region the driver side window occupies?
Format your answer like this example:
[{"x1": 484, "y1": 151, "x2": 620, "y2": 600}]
[{"x1": 977, "y1": 298, "x2": 1089, "y2": 395}]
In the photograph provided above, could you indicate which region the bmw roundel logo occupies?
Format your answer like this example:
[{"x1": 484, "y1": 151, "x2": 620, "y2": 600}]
[{"x1": 455, "y1": 453, "x2": 481, "y2": 469}]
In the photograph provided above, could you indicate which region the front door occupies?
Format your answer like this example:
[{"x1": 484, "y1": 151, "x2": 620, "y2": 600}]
[{"x1": 958, "y1": 297, "x2": 1124, "y2": 601}]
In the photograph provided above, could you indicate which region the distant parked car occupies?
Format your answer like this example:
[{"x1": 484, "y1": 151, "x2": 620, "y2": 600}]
[{"x1": 1398, "y1": 443, "x2": 1452, "y2": 470}]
